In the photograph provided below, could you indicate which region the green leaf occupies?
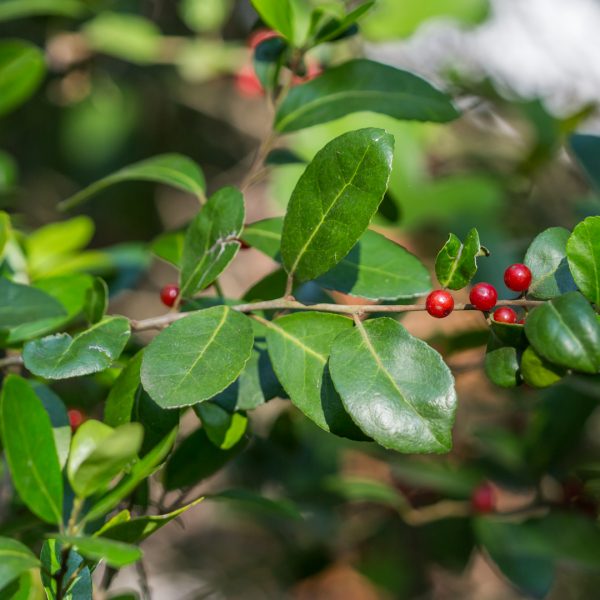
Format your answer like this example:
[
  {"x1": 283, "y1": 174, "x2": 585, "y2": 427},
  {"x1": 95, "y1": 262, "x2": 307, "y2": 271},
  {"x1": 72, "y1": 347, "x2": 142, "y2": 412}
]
[
  {"x1": 275, "y1": 59, "x2": 459, "y2": 133},
  {"x1": 329, "y1": 318, "x2": 456, "y2": 453},
  {"x1": 96, "y1": 498, "x2": 203, "y2": 544},
  {"x1": 570, "y1": 133, "x2": 600, "y2": 193},
  {"x1": 84, "y1": 428, "x2": 177, "y2": 524},
  {"x1": 567, "y1": 216, "x2": 600, "y2": 306},
  {"x1": 0, "y1": 375, "x2": 63, "y2": 524},
  {"x1": 84, "y1": 277, "x2": 108, "y2": 324},
  {"x1": 525, "y1": 292, "x2": 600, "y2": 374},
  {"x1": 33, "y1": 383, "x2": 71, "y2": 470},
  {"x1": 312, "y1": 2, "x2": 375, "y2": 45},
  {"x1": 195, "y1": 403, "x2": 248, "y2": 450},
  {"x1": 0, "y1": 40, "x2": 45, "y2": 117},
  {"x1": 23, "y1": 317, "x2": 131, "y2": 379},
  {"x1": 250, "y1": 0, "x2": 294, "y2": 41},
  {"x1": 0, "y1": 278, "x2": 66, "y2": 329},
  {"x1": 164, "y1": 428, "x2": 246, "y2": 490},
  {"x1": 53, "y1": 536, "x2": 141, "y2": 568},
  {"x1": 253, "y1": 36, "x2": 287, "y2": 93},
  {"x1": 59, "y1": 154, "x2": 206, "y2": 211},
  {"x1": 151, "y1": 231, "x2": 184, "y2": 267},
  {"x1": 281, "y1": 128, "x2": 394, "y2": 281},
  {"x1": 0, "y1": 538, "x2": 39, "y2": 592},
  {"x1": 41, "y1": 539, "x2": 91, "y2": 600},
  {"x1": 0, "y1": 211, "x2": 11, "y2": 256},
  {"x1": 435, "y1": 228, "x2": 485, "y2": 290},
  {"x1": 180, "y1": 187, "x2": 244, "y2": 297},
  {"x1": 141, "y1": 306, "x2": 254, "y2": 409},
  {"x1": 207, "y1": 489, "x2": 302, "y2": 520},
  {"x1": 67, "y1": 420, "x2": 143, "y2": 498},
  {"x1": 264, "y1": 313, "x2": 365, "y2": 438},
  {"x1": 324, "y1": 476, "x2": 406, "y2": 510},
  {"x1": 241, "y1": 217, "x2": 282, "y2": 259},
  {"x1": 392, "y1": 459, "x2": 481, "y2": 496},
  {"x1": 484, "y1": 346, "x2": 520, "y2": 388},
  {"x1": 133, "y1": 391, "x2": 180, "y2": 457},
  {"x1": 0, "y1": 0, "x2": 86, "y2": 21},
  {"x1": 524, "y1": 227, "x2": 577, "y2": 299},
  {"x1": 520, "y1": 346, "x2": 565, "y2": 388},
  {"x1": 104, "y1": 351, "x2": 144, "y2": 428}
]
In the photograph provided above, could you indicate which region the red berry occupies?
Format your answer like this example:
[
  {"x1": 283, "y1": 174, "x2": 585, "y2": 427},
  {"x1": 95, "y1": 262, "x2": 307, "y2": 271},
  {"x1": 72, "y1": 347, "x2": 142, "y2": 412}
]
[
  {"x1": 234, "y1": 64, "x2": 264, "y2": 97},
  {"x1": 426, "y1": 290, "x2": 454, "y2": 319},
  {"x1": 471, "y1": 481, "x2": 496, "y2": 514},
  {"x1": 517, "y1": 318, "x2": 526, "y2": 325},
  {"x1": 68, "y1": 409, "x2": 86, "y2": 433},
  {"x1": 504, "y1": 263, "x2": 532, "y2": 292},
  {"x1": 493, "y1": 307, "x2": 517, "y2": 324},
  {"x1": 160, "y1": 284, "x2": 179, "y2": 308},
  {"x1": 248, "y1": 28, "x2": 279, "y2": 50},
  {"x1": 469, "y1": 282, "x2": 498, "y2": 311}
]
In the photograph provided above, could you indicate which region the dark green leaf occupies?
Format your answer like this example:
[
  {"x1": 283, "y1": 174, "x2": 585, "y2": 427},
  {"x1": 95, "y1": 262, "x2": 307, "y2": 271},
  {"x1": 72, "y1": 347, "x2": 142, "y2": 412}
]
[
  {"x1": 0, "y1": 0, "x2": 86, "y2": 21},
  {"x1": 524, "y1": 227, "x2": 577, "y2": 299},
  {"x1": 134, "y1": 391, "x2": 180, "y2": 456},
  {"x1": 104, "y1": 351, "x2": 144, "y2": 428},
  {"x1": 312, "y1": 2, "x2": 374, "y2": 44},
  {"x1": 67, "y1": 420, "x2": 143, "y2": 498},
  {"x1": 41, "y1": 539, "x2": 92, "y2": 600},
  {"x1": 525, "y1": 292, "x2": 600, "y2": 374},
  {"x1": 521, "y1": 346, "x2": 565, "y2": 388},
  {"x1": 0, "y1": 375, "x2": 63, "y2": 524},
  {"x1": 23, "y1": 317, "x2": 131, "y2": 379},
  {"x1": 567, "y1": 216, "x2": 600, "y2": 306},
  {"x1": 325, "y1": 476, "x2": 405, "y2": 510},
  {"x1": 275, "y1": 59, "x2": 459, "y2": 133},
  {"x1": 84, "y1": 277, "x2": 108, "y2": 324},
  {"x1": 250, "y1": 0, "x2": 294, "y2": 41},
  {"x1": 329, "y1": 318, "x2": 456, "y2": 453},
  {"x1": 59, "y1": 154, "x2": 206, "y2": 211},
  {"x1": 0, "y1": 40, "x2": 45, "y2": 117},
  {"x1": 435, "y1": 228, "x2": 485, "y2": 290},
  {"x1": 33, "y1": 383, "x2": 71, "y2": 469},
  {"x1": 253, "y1": 36, "x2": 286, "y2": 92},
  {"x1": 54, "y1": 536, "x2": 141, "y2": 568},
  {"x1": 264, "y1": 313, "x2": 365, "y2": 439},
  {"x1": 281, "y1": 128, "x2": 394, "y2": 281},
  {"x1": 195, "y1": 403, "x2": 248, "y2": 450},
  {"x1": 208, "y1": 489, "x2": 302, "y2": 520},
  {"x1": 484, "y1": 346, "x2": 520, "y2": 388},
  {"x1": 570, "y1": 133, "x2": 600, "y2": 192},
  {"x1": 0, "y1": 538, "x2": 39, "y2": 592},
  {"x1": 265, "y1": 148, "x2": 305, "y2": 166},
  {"x1": 141, "y1": 307, "x2": 254, "y2": 409},
  {"x1": 180, "y1": 187, "x2": 244, "y2": 297}
]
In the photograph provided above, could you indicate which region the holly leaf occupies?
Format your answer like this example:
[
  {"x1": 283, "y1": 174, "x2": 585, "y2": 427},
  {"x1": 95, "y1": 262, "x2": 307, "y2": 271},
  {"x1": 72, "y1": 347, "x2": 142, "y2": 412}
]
[
  {"x1": 141, "y1": 307, "x2": 254, "y2": 409},
  {"x1": 0, "y1": 375, "x2": 63, "y2": 524},
  {"x1": 275, "y1": 59, "x2": 459, "y2": 133},
  {"x1": 59, "y1": 154, "x2": 206, "y2": 211},
  {"x1": 23, "y1": 316, "x2": 131, "y2": 379},
  {"x1": 525, "y1": 291, "x2": 600, "y2": 374},
  {"x1": 329, "y1": 318, "x2": 456, "y2": 453},
  {"x1": 435, "y1": 228, "x2": 486, "y2": 290},
  {"x1": 264, "y1": 313, "x2": 366, "y2": 439},
  {"x1": 180, "y1": 187, "x2": 244, "y2": 298},
  {"x1": 567, "y1": 216, "x2": 600, "y2": 306},
  {"x1": 281, "y1": 128, "x2": 394, "y2": 281},
  {"x1": 524, "y1": 227, "x2": 577, "y2": 299},
  {"x1": 105, "y1": 351, "x2": 144, "y2": 427}
]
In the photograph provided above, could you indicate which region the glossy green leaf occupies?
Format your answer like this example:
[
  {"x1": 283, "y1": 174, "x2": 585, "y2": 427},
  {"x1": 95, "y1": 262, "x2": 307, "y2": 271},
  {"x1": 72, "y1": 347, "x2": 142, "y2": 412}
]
[
  {"x1": 264, "y1": 313, "x2": 365, "y2": 439},
  {"x1": 41, "y1": 539, "x2": 91, "y2": 600},
  {"x1": 330, "y1": 318, "x2": 456, "y2": 453},
  {"x1": 0, "y1": 569, "x2": 41, "y2": 600},
  {"x1": 54, "y1": 536, "x2": 141, "y2": 568},
  {"x1": 435, "y1": 228, "x2": 486, "y2": 290},
  {"x1": 104, "y1": 351, "x2": 144, "y2": 428},
  {"x1": 0, "y1": 278, "x2": 66, "y2": 329},
  {"x1": 281, "y1": 128, "x2": 394, "y2": 281},
  {"x1": 141, "y1": 306, "x2": 254, "y2": 409},
  {"x1": 164, "y1": 428, "x2": 246, "y2": 490},
  {"x1": 0, "y1": 538, "x2": 39, "y2": 592},
  {"x1": 67, "y1": 420, "x2": 143, "y2": 498},
  {"x1": 570, "y1": 133, "x2": 600, "y2": 192},
  {"x1": 150, "y1": 231, "x2": 184, "y2": 267},
  {"x1": 524, "y1": 227, "x2": 577, "y2": 299},
  {"x1": 0, "y1": 0, "x2": 85, "y2": 21},
  {"x1": 97, "y1": 498, "x2": 203, "y2": 544},
  {"x1": 134, "y1": 391, "x2": 180, "y2": 456},
  {"x1": 84, "y1": 277, "x2": 108, "y2": 324},
  {"x1": 0, "y1": 40, "x2": 45, "y2": 117},
  {"x1": 195, "y1": 403, "x2": 248, "y2": 450},
  {"x1": 525, "y1": 292, "x2": 600, "y2": 374},
  {"x1": 521, "y1": 346, "x2": 565, "y2": 388},
  {"x1": 0, "y1": 211, "x2": 11, "y2": 255},
  {"x1": 180, "y1": 187, "x2": 244, "y2": 297},
  {"x1": 23, "y1": 317, "x2": 131, "y2": 379},
  {"x1": 33, "y1": 384, "x2": 71, "y2": 469},
  {"x1": 0, "y1": 376, "x2": 63, "y2": 524},
  {"x1": 567, "y1": 216, "x2": 600, "y2": 306},
  {"x1": 250, "y1": 0, "x2": 294, "y2": 41},
  {"x1": 84, "y1": 428, "x2": 177, "y2": 524},
  {"x1": 275, "y1": 60, "x2": 459, "y2": 133},
  {"x1": 484, "y1": 346, "x2": 520, "y2": 388},
  {"x1": 253, "y1": 36, "x2": 286, "y2": 92},
  {"x1": 312, "y1": 2, "x2": 374, "y2": 44},
  {"x1": 59, "y1": 154, "x2": 205, "y2": 211}
]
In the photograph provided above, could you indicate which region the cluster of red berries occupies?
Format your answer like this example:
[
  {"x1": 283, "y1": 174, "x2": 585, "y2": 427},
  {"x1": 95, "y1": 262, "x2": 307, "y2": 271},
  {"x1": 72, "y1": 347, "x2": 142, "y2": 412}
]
[{"x1": 426, "y1": 263, "x2": 532, "y2": 320}]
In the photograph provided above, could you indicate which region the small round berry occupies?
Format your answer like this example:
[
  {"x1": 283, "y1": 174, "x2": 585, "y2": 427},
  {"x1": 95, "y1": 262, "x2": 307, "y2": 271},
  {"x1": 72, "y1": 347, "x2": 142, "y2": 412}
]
[
  {"x1": 469, "y1": 282, "x2": 498, "y2": 311},
  {"x1": 493, "y1": 307, "x2": 518, "y2": 324},
  {"x1": 471, "y1": 481, "x2": 496, "y2": 514},
  {"x1": 234, "y1": 64, "x2": 264, "y2": 97},
  {"x1": 160, "y1": 284, "x2": 180, "y2": 308},
  {"x1": 517, "y1": 318, "x2": 526, "y2": 325},
  {"x1": 68, "y1": 409, "x2": 86, "y2": 433},
  {"x1": 248, "y1": 28, "x2": 279, "y2": 50},
  {"x1": 504, "y1": 263, "x2": 532, "y2": 292},
  {"x1": 426, "y1": 290, "x2": 454, "y2": 319}
]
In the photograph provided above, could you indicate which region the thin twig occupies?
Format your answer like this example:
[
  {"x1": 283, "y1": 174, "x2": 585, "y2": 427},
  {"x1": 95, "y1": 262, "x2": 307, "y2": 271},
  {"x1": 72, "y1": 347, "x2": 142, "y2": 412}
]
[{"x1": 0, "y1": 355, "x2": 24, "y2": 369}]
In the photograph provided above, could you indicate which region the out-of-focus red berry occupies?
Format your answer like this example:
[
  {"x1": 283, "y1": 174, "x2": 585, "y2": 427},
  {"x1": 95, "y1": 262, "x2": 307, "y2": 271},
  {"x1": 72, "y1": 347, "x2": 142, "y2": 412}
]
[
  {"x1": 504, "y1": 263, "x2": 532, "y2": 292},
  {"x1": 425, "y1": 290, "x2": 454, "y2": 319},
  {"x1": 469, "y1": 282, "x2": 498, "y2": 312},
  {"x1": 234, "y1": 64, "x2": 264, "y2": 97},
  {"x1": 471, "y1": 481, "x2": 496, "y2": 514},
  {"x1": 493, "y1": 307, "x2": 518, "y2": 324},
  {"x1": 248, "y1": 29, "x2": 280, "y2": 50},
  {"x1": 68, "y1": 409, "x2": 86, "y2": 433},
  {"x1": 160, "y1": 284, "x2": 180, "y2": 308}
]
